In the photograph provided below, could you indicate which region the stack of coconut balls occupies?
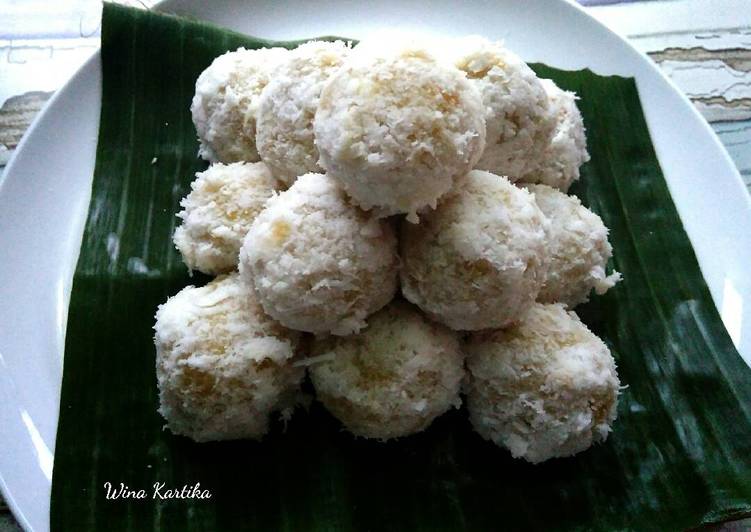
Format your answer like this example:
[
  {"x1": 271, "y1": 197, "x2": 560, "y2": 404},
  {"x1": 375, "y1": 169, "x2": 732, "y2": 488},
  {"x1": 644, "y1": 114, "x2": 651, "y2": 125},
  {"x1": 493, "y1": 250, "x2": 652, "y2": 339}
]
[{"x1": 153, "y1": 36, "x2": 623, "y2": 464}]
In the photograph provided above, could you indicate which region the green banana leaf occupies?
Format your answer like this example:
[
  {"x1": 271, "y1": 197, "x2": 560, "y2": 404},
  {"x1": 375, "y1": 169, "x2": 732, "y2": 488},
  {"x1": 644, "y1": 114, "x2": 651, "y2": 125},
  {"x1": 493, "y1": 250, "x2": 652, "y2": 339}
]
[{"x1": 51, "y1": 4, "x2": 751, "y2": 530}]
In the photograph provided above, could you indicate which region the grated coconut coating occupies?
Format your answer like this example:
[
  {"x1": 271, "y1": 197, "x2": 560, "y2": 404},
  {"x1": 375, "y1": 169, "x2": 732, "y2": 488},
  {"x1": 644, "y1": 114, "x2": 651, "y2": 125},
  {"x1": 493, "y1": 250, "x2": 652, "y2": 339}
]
[
  {"x1": 255, "y1": 40, "x2": 351, "y2": 186},
  {"x1": 191, "y1": 47, "x2": 288, "y2": 163},
  {"x1": 309, "y1": 301, "x2": 464, "y2": 440},
  {"x1": 314, "y1": 41, "x2": 486, "y2": 221},
  {"x1": 401, "y1": 170, "x2": 549, "y2": 330},
  {"x1": 173, "y1": 162, "x2": 278, "y2": 275},
  {"x1": 450, "y1": 36, "x2": 556, "y2": 181},
  {"x1": 526, "y1": 184, "x2": 621, "y2": 307},
  {"x1": 154, "y1": 273, "x2": 304, "y2": 442},
  {"x1": 465, "y1": 302, "x2": 620, "y2": 464},
  {"x1": 239, "y1": 172, "x2": 398, "y2": 336},
  {"x1": 518, "y1": 79, "x2": 590, "y2": 192}
]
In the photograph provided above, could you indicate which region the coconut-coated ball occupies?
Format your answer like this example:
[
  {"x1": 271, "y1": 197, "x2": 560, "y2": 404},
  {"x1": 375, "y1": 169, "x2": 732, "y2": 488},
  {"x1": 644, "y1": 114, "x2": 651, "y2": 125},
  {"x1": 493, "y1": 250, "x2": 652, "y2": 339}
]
[
  {"x1": 191, "y1": 47, "x2": 288, "y2": 163},
  {"x1": 518, "y1": 79, "x2": 590, "y2": 192},
  {"x1": 173, "y1": 162, "x2": 278, "y2": 275},
  {"x1": 308, "y1": 301, "x2": 464, "y2": 440},
  {"x1": 239, "y1": 172, "x2": 398, "y2": 336},
  {"x1": 154, "y1": 273, "x2": 304, "y2": 442},
  {"x1": 526, "y1": 184, "x2": 621, "y2": 307},
  {"x1": 450, "y1": 37, "x2": 555, "y2": 181},
  {"x1": 315, "y1": 41, "x2": 486, "y2": 221},
  {"x1": 400, "y1": 170, "x2": 549, "y2": 330},
  {"x1": 465, "y1": 302, "x2": 620, "y2": 463},
  {"x1": 255, "y1": 40, "x2": 351, "y2": 186}
]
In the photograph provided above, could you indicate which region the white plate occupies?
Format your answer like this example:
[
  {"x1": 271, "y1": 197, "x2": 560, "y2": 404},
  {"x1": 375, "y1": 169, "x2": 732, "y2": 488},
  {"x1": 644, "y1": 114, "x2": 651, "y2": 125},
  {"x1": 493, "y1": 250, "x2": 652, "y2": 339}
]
[{"x1": 1, "y1": 1, "x2": 749, "y2": 530}]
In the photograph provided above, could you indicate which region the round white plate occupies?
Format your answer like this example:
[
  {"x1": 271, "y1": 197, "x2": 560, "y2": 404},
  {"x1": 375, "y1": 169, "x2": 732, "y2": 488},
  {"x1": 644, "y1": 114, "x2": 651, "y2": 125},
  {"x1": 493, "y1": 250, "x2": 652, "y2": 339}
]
[{"x1": 1, "y1": 1, "x2": 749, "y2": 530}]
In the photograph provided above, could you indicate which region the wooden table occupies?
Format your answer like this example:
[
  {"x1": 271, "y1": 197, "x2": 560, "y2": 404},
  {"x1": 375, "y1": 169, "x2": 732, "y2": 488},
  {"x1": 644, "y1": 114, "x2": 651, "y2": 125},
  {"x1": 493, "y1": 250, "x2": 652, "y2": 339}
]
[
  {"x1": 0, "y1": 1, "x2": 749, "y2": 530},
  {"x1": 585, "y1": 0, "x2": 751, "y2": 190}
]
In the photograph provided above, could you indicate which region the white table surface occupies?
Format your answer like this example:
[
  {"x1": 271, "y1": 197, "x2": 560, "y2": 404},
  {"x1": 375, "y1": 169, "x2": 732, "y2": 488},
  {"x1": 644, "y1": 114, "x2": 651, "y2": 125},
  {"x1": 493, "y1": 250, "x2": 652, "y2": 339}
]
[{"x1": 0, "y1": 1, "x2": 749, "y2": 530}]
